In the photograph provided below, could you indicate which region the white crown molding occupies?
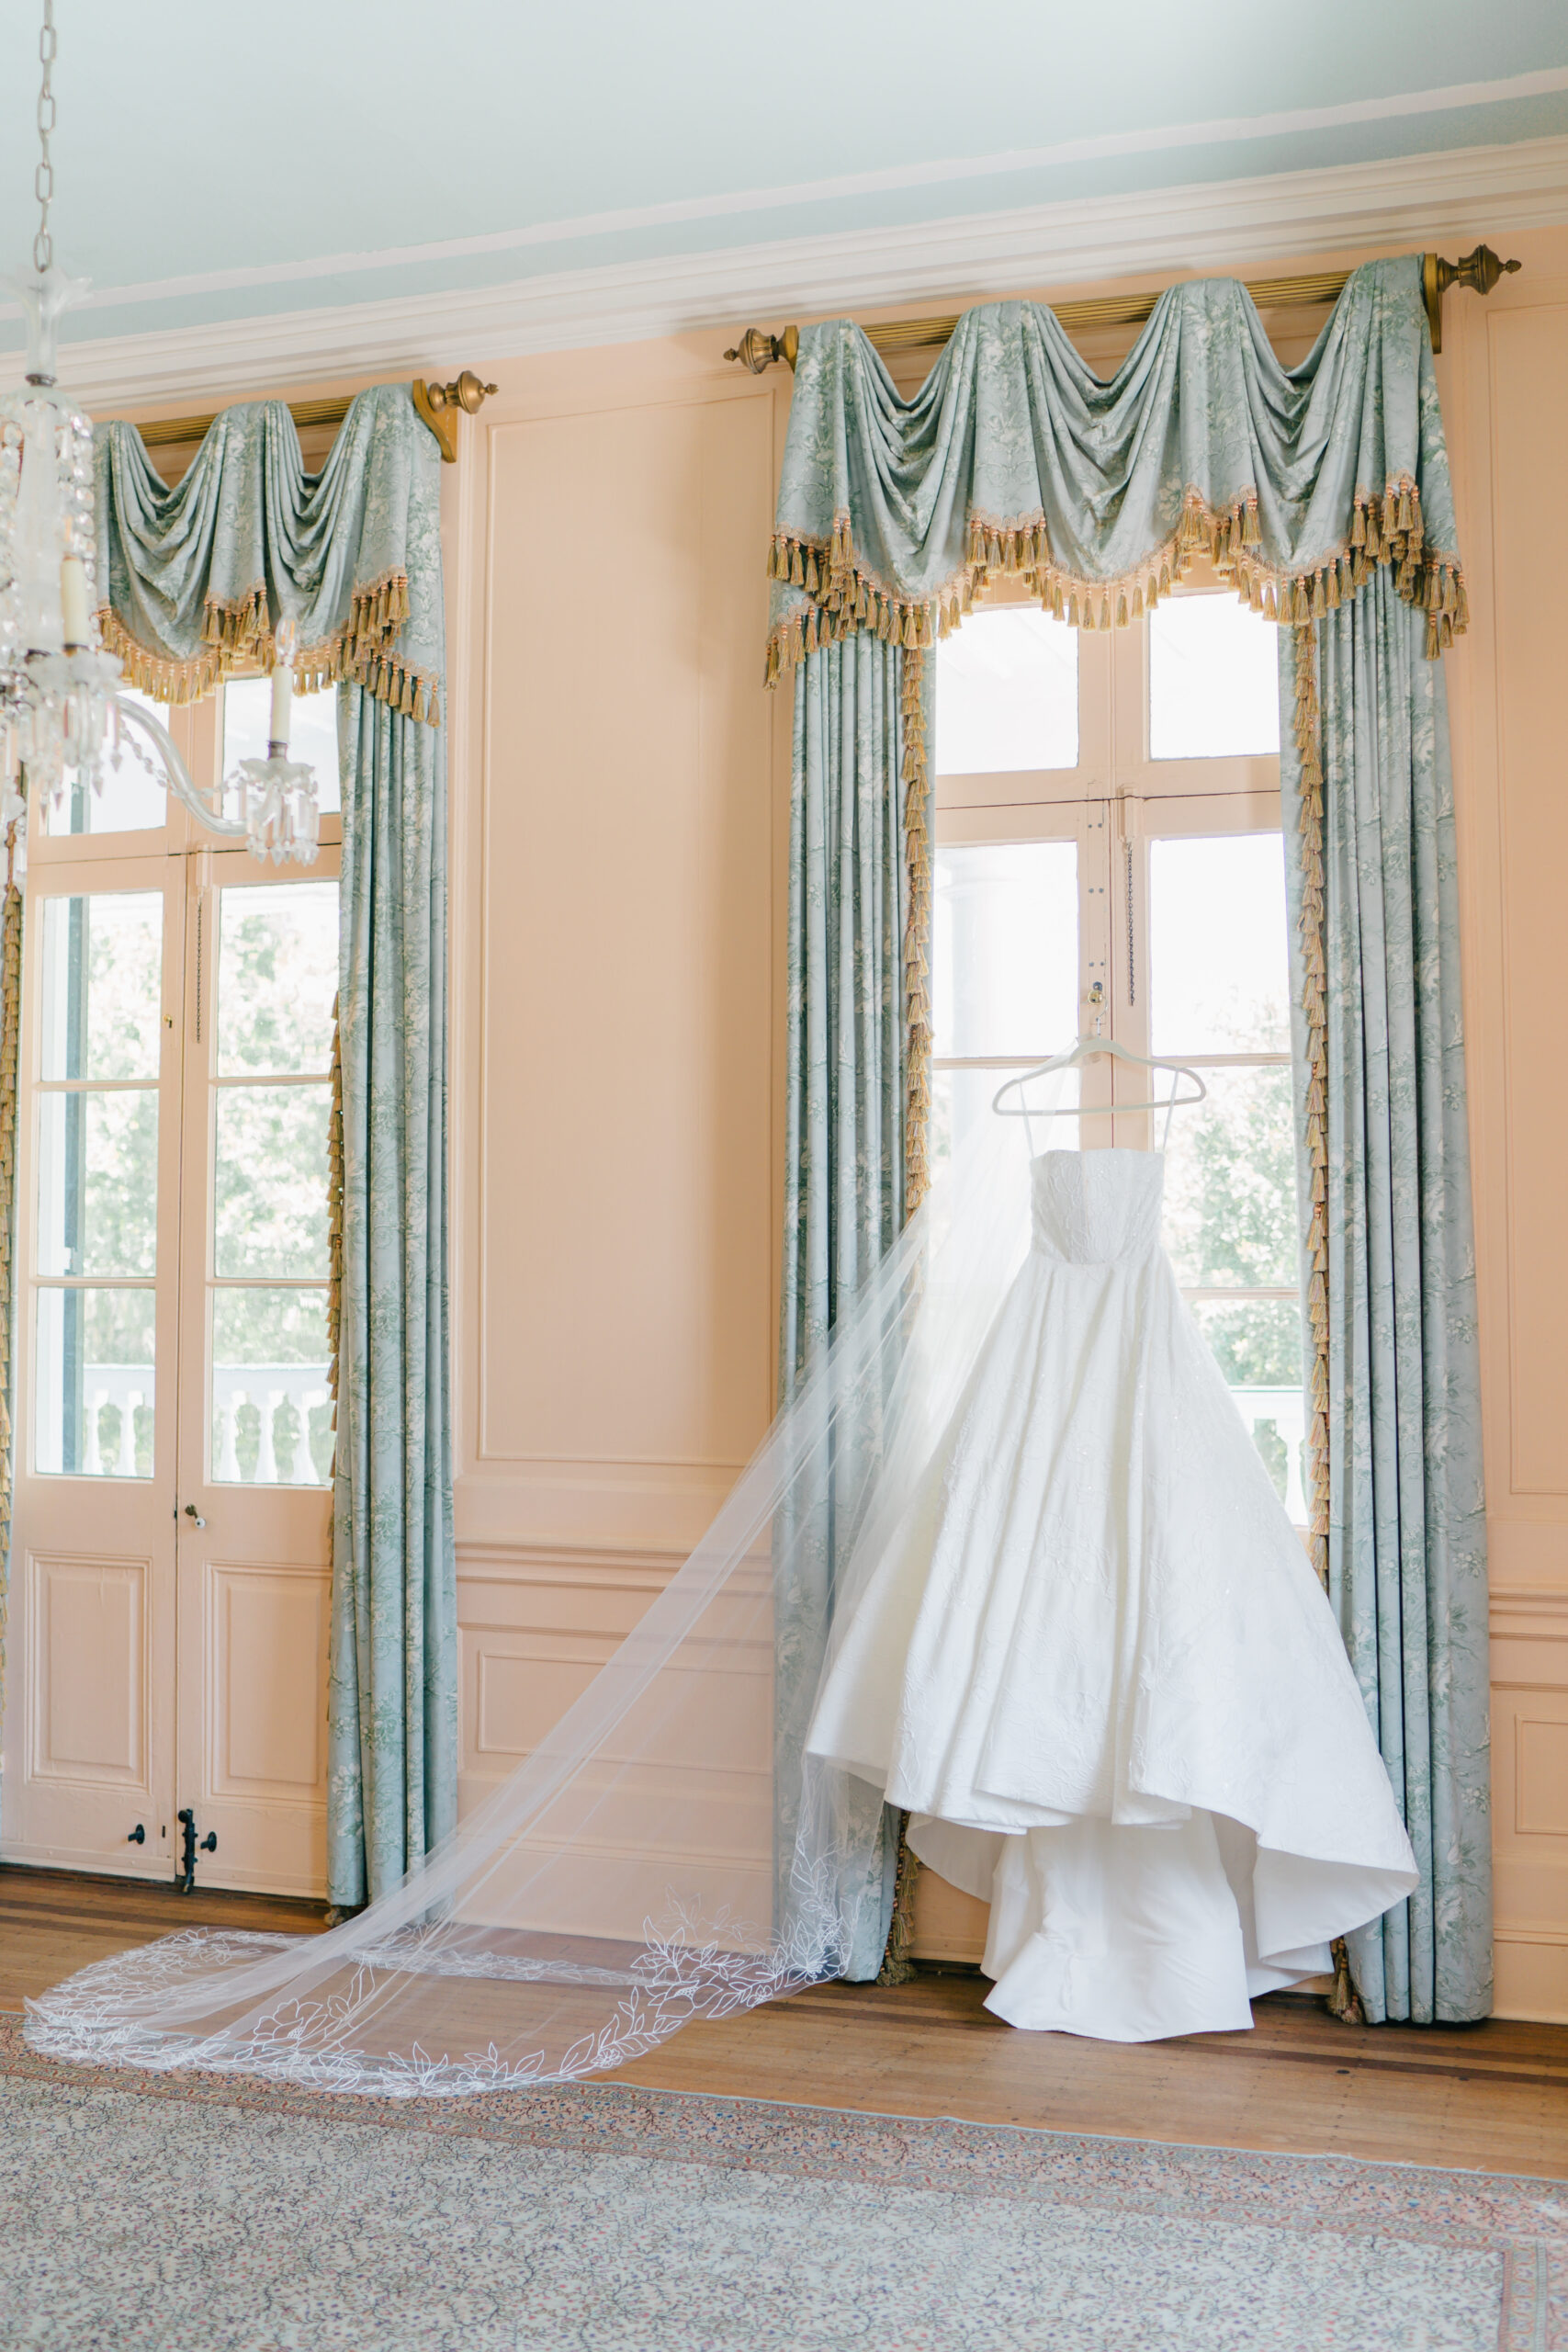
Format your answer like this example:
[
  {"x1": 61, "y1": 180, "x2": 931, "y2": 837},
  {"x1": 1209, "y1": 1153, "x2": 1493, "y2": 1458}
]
[
  {"x1": 10, "y1": 132, "x2": 1568, "y2": 413},
  {"x1": 7, "y1": 63, "x2": 1567, "y2": 324}
]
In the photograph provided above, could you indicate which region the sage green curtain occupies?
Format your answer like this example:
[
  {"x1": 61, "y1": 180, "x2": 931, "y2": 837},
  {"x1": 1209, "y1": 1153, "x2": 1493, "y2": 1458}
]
[
  {"x1": 330, "y1": 677, "x2": 456, "y2": 1906},
  {"x1": 779, "y1": 637, "x2": 907, "y2": 1377},
  {"x1": 1280, "y1": 580, "x2": 1490, "y2": 2022},
  {"x1": 775, "y1": 635, "x2": 910, "y2": 1978},
  {"x1": 767, "y1": 258, "x2": 1464, "y2": 678},
  {"x1": 767, "y1": 253, "x2": 1487, "y2": 2011},
  {"x1": 94, "y1": 386, "x2": 456, "y2": 1908}
]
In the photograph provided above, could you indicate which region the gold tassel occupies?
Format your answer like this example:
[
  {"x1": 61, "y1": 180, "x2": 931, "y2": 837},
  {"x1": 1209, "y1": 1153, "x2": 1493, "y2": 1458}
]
[{"x1": 876, "y1": 1809, "x2": 920, "y2": 1988}]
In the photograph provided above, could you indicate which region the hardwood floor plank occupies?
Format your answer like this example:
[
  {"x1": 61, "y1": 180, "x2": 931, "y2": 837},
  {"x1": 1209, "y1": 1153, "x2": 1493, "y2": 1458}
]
[{"x1": 5, "y1": 1863, "x2": 1564, "y2": 2177}]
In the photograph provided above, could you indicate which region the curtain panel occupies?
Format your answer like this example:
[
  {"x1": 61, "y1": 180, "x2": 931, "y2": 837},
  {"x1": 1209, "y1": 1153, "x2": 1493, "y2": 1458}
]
[
  {"x1": 774, "y1": 634, "x2": 929, "y2": 1980},
  {"x1": 92, "y1": 385, "x2": 456, "y2": 1907},
  {"x1": 1280, "y1": 592, "x2": 1490, "y2": 2022},
  {"x1": 767, "y1": 253, "x2": 1488, "y2": 2015}
]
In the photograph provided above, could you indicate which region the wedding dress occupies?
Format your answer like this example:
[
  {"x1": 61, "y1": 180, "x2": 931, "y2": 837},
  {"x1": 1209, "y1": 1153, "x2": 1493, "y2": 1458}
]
[
  {"x1": 25, "y1": 1134, "x2": 1414, "y2": 2093},
  {"x1": 807, "y1": 1148, "x2": 1417, "y2": 2041}
]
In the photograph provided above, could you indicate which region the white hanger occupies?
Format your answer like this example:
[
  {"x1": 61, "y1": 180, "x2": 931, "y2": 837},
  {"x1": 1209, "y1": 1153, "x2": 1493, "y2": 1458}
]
[{"x1": 992, "y1": 1034, "x2": 1206, "y2": 1154}]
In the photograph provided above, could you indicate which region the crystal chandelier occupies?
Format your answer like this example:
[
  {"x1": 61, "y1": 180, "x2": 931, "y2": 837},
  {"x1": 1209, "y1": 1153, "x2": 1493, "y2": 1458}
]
[{"x1": 0, "y1": 4, "x2": 318, "y2": 865}]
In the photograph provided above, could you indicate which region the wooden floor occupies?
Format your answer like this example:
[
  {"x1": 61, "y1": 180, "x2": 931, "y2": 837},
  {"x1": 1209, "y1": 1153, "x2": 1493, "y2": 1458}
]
[{"x1": 5, "y1": 1864, "x2": 1566, "y2": 2179}]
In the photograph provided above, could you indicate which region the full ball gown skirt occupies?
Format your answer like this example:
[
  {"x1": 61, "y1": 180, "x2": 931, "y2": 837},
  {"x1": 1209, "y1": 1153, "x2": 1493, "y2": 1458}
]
[{"x1": 806, "y1": 1149, "x2": 1417, "y2": 2041}]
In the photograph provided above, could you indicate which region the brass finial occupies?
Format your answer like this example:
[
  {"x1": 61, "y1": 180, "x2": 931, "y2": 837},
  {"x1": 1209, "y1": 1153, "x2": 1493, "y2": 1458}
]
[
  {"x1": 1422, "y1": 244, "x2": 1522, "y2": 353},
  {"x1": 722, "y1": 324, "x2": 800, "y2": 374},
  {"x1": 412, "y1": 370, "x2": 500, "y2": 461}
]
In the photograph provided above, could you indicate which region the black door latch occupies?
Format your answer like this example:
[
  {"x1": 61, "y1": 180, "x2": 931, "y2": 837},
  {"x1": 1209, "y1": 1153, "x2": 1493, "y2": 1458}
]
[{"x1": 176, "y1": 1807, "x2": 217, "y2": 1894}]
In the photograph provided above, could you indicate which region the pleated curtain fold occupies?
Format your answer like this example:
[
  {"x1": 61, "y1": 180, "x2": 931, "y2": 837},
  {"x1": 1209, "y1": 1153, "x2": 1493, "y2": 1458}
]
[
  {"x1": 1280, "y1": 582, "x2": 1490, "y2": 2021},
  {"x1": 91, "y1": 385, "x2": 456, "y2": 1909},
  {"x1": 768, "y1": 252, "x2": 1490, "y2": 2014},
  {"x1": 775, "y1": 635, "x2": 912, "y2": 1980}
]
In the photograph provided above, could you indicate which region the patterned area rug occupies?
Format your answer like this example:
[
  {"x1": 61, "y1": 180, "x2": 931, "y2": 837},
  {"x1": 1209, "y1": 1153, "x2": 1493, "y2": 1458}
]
[{"x1": 2, "y1": 2017, "x2": 1563, "y2": 2349}]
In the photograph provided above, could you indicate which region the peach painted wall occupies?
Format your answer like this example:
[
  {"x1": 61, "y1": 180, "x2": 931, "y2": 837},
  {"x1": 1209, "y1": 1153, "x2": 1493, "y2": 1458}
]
[{"x1": 443, "y1": 225, "x2": 1568, "y2": 2020}]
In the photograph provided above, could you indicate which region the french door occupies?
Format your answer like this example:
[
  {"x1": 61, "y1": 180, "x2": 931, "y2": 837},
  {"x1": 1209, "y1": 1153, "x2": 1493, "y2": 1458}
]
[{"x1": 1, "y1": 690, "x2": 342, "y2": 1894}]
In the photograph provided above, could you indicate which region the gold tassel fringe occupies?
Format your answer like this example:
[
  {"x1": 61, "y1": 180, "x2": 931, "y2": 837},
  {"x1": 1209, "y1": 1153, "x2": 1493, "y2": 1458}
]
[
  {"x1": 765, "y1": 481, "x2": 1464, "y2": 685},
  {"x1": 98, "y1": 570, "x2": 438, "y2": 727},
  {"x1": 875, "y1": 644, "x2": 934, "y2": 1989},
  {"x1": 876, "y1": 1808, "x2": 920, "y2": 1988},
  {"x1": 900, "y1": 644, "x2": 932, "y2": 1220},
  {"x1": 1327, "y1": 1934, "x2": 1366, "y2": 2026},
  {"x1": 1292, "y1": 623, "x2": 1331, "y2": 1599}
]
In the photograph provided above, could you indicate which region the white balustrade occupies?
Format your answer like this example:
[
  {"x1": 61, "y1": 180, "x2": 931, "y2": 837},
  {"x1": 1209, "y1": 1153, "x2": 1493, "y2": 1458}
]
[
  {"x1": 75, "y1": 1365, "x2": 151, "y2": 1477},
  {"x1": 211, "y1": 1363, "x2": 332, "y2": 1487},
  {"x1": 79, "y1": 1359, "x2": 1297, "y2": 1517},
  {"x1": 78, "y1": 1362, "x2": 332, "y2": 1486}
]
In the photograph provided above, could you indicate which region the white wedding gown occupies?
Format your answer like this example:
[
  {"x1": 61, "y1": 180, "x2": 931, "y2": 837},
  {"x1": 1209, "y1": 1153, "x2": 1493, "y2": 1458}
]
[{"x1": 807, "y1": 1148, "x2": 1417, "y2": 2041}]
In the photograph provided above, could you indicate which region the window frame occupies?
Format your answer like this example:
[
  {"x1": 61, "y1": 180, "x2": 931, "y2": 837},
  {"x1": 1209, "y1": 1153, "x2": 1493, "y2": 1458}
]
[{"x1": 932, "y1": 574, "x2": 1306, "y2": 1521}]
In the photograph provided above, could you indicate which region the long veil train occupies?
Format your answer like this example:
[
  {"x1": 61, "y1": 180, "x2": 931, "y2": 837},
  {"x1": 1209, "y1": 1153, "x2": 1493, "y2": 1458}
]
[{"x1": 26, "y1": 1119, "x2": 1035, "y2": 2096}]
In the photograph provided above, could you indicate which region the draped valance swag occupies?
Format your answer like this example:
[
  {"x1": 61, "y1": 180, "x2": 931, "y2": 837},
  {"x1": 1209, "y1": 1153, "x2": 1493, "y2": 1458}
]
[
  {"x1": 95, "y1": 385, "x2": 444, "y2": 722},
  {"x1": 773, "y1": 254, "x2": 1489, "y2": 2021},
  {"x1": 765, "y1": 255, "x2": 1465, "y2": 678},
  {"x1": 91, "y1": 384, "x2": 457, "y2": 1908}
]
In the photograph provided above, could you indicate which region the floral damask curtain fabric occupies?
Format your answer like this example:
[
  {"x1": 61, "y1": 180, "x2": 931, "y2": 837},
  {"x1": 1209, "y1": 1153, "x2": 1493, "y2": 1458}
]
[
  {"x1": 768, "y1": 253, "x2": 1488, "y2": 2013},
  {"x1": 779, "y1": 637, "x2": 908, "y2": 1385},
  {"x1": 775, "y1": 635, "x2": 912, "y2": 1980},
  {"x1": 330, "y1": 677, "x2": 456, "y2": 1906},
  {"x1": 767, "y1": 256, "x2": 1464, "y2": 677},
  {"x1": 1280, "y1": 582, "x2": 1490, "y2": 2022},
  {"x1": 94, "y1": 386, "x2": 456, "y2": 1907}
]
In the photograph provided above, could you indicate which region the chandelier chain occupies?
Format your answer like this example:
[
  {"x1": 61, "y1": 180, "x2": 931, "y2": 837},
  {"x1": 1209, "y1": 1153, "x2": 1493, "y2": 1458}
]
[{"x1": 33, "y1": 0, "x2": 57, "y2": 277}]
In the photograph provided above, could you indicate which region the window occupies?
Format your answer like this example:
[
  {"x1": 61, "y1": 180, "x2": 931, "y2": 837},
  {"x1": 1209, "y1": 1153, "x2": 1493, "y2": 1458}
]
[
  {"x1": 34, "y1": 890, "x2": 163, "y2": 1474},
  {"x1": 6, "y1": 675, "x2": 345, "y2": 1882},
  {"x1": 209, "y1": 882, "x2": 338, "y2": 1485},
  {"x1": 933, "y1": 576, "x2": 1305, "y2": 1522}
]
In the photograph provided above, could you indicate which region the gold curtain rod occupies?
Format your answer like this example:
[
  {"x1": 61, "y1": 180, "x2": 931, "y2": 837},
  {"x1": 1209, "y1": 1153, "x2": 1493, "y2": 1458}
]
[
  {"x1": 725, "y1": 244, "x2": 1520, "y2": 372},
  {"x1": 124, "y1": 369, "x2": 498, "y2": 463}
]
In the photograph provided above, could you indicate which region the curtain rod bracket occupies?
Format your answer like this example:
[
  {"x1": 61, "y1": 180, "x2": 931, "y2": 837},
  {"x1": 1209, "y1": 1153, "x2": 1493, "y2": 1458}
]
[
  {"x1": 412, "y1": 370, "x2": 498, "y2": 461},
  {"x1": 726, "y1": 245, "x2": 1523, "y2": 371}
]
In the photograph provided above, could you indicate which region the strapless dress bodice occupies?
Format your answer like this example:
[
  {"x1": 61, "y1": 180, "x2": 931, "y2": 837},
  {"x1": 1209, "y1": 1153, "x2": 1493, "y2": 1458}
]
[{"x1": 1031, "y1": 1148, "x2": 1165, "y2": 1266}]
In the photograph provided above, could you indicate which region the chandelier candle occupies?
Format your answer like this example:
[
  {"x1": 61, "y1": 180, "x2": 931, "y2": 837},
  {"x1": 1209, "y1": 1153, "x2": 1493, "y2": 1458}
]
[{"x1": 269, "y1": 619, "x2": 295, "y2": 754}]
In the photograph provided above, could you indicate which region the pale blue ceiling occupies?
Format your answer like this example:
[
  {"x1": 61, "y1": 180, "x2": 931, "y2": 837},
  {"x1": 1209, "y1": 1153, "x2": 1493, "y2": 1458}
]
[{"x1": 0, "y1": 0, "x2": 1564, "y2": 351}]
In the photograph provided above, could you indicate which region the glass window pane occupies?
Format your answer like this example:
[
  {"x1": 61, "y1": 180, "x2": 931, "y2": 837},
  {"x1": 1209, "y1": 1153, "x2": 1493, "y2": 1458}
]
[
  {"x1": 36, "y1": 1286, "x2": 155, "y2": 1476},
  {"x1": 39, "y1": 893, "x2": 163, "y2": 1081},
  {"x1": 214, "y1": 1085, "x2": 330, "y2": 1279},
  {"x1": 1161, "y1": 1065, "x2": 1298, "y2": 1291},
  {"x1": 931, "y1": 1064, "x2": 1080, "y2": 1181},
  {"x1": 1149, "y1": 833, "x2": 1289, "y2": 1055},
  {"x1": 44, "y1": 690, "x2": 168, "y2": 836},
  {"x1": 211, "y1": 1287, "x2": 332, "y2": 1487},
  {"x1": 37, "y1": 1090, "x2": 158, "y2": 1276},
  {"x1": 934, "y1": 841, "x2": 1077, "y2": 1059},
  {"x1": 935, "y1": 608, "x2": 1077, "y2": 775},
  {"x1": 215, "y1": 884, "x2": 338, "y2": 1076},
  {"x1": 222, "y1": 676, "x2": 341, "y2": 816},
  {"x1": 1148, "y1": 594, "x2": 1280, "y2": 761},
  {"x1": 1189, "y1": 1296, "x2": 1307, "y2": 1526}
]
